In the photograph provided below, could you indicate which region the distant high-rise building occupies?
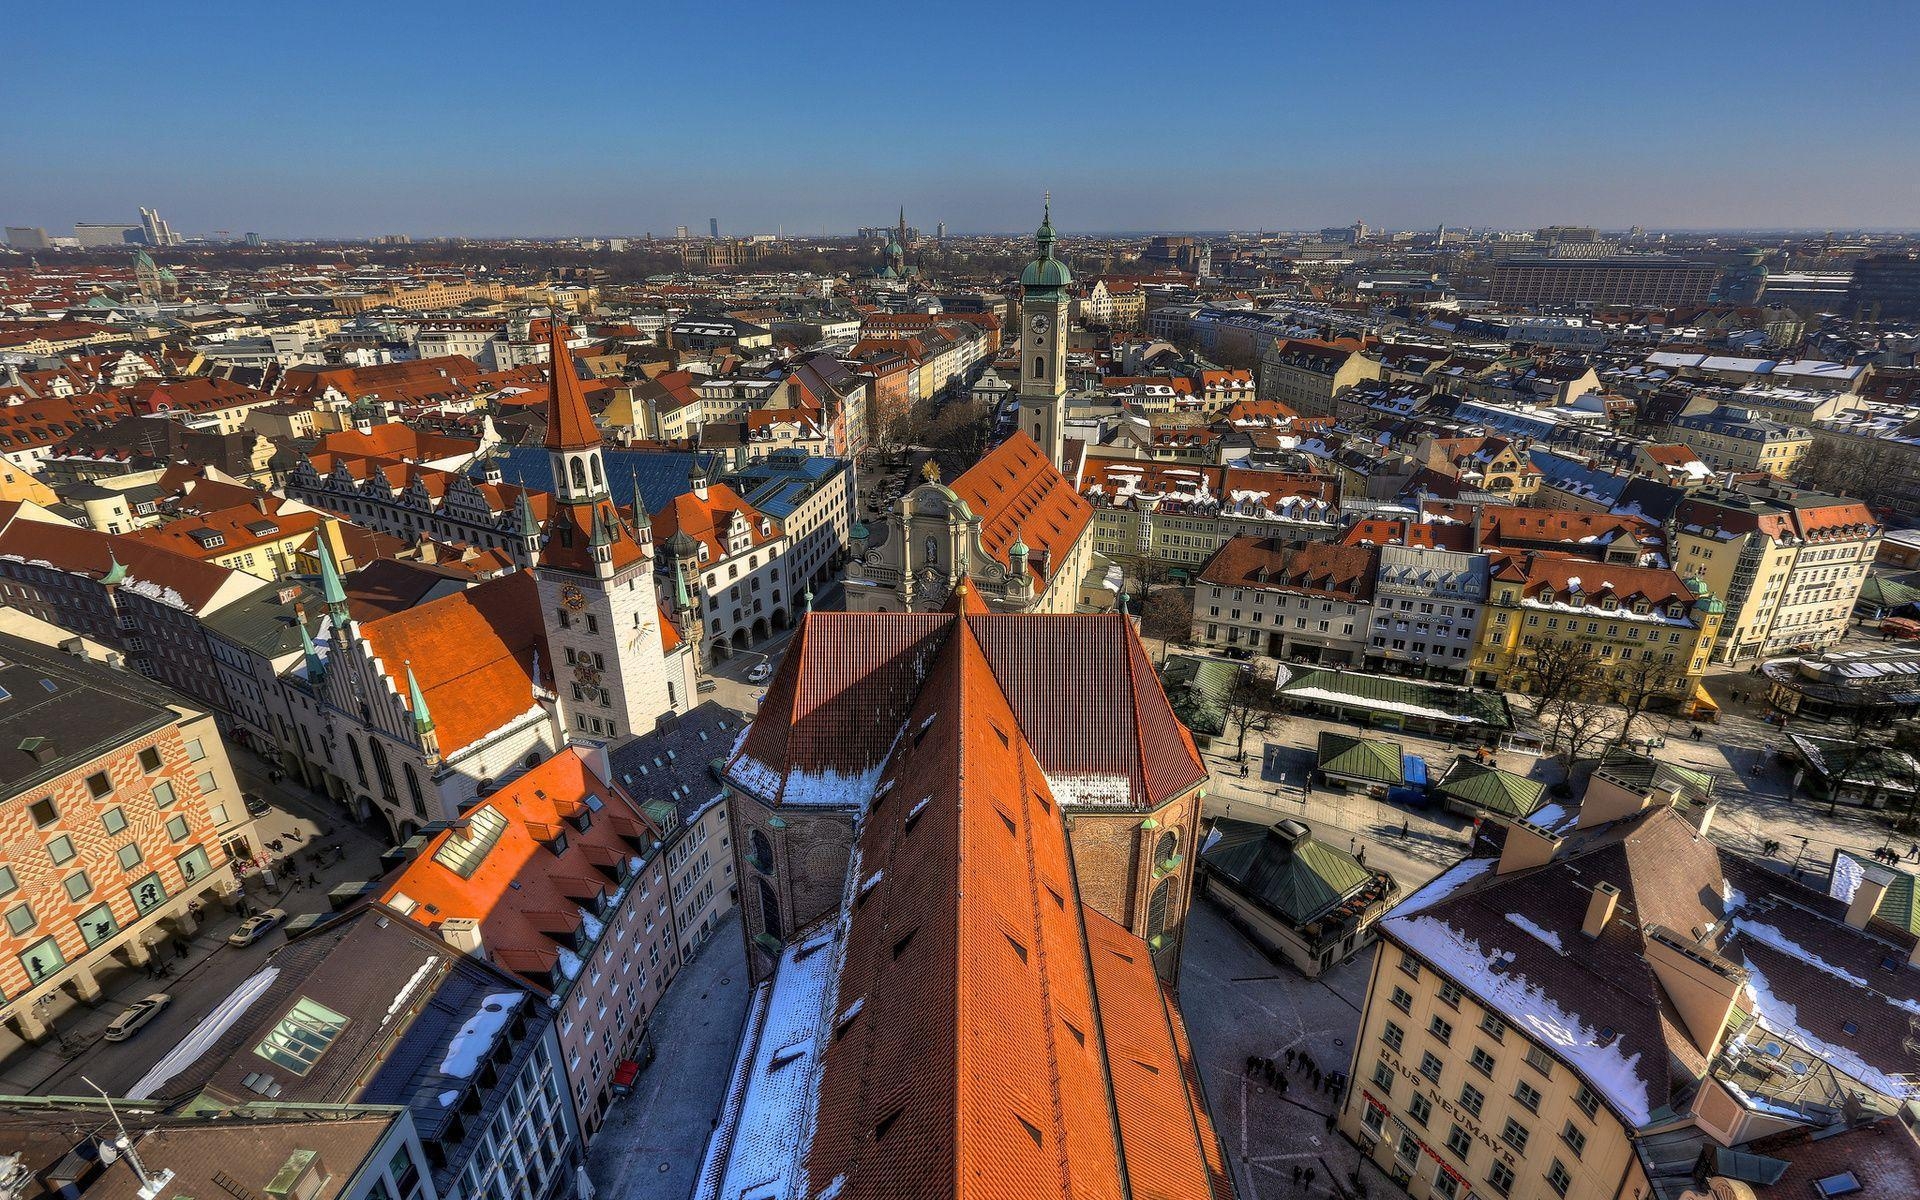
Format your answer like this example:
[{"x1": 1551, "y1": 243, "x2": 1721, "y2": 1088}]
[
  {"x1": 244, "y1": 231, "x2": 261, "y2": 246},
  {"x1": 1848, "y1": 253, "x2": 1920, "y2": 320},
  {"x1": 73, "y1": 223, "x2": 142, "y2": 247},
  {"x1": 676, "y1": 224, "x2": 690, "y2": 240},
  {"x1": 4, "y1": 226, "x2": 50, "y2": 250},
  {"x1": 936, "y1": 221, "x2": 946, "y2": 240},
  {"x1": 708, "y1": 216, "x2": 719, "y2": 239},
  {"x1": 139, "y1": 206, "x2": 178, "y2": 246}
]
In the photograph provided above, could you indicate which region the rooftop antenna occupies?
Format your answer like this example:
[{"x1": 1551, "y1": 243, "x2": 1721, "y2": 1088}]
[{"x1": 82, "y1": 1077, "x2": 174, "y2": 1200}]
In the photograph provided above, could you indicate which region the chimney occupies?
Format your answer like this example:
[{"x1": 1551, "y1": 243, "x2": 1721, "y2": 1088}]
[
  {"x1": 1497, "y1": 817, "x2": 1562, "y2": 875},
  {"x1": 440, "y1": 917, "x2": 485, "y2": 956},
  {"x1": 1688, "y1": 801, "x2": 1717, "y2": 840},
  {"x1": 1583, "y1": 882, "x2": 1621, "y2": 939},
  {"x1": 1847, "y1": 866, "x2": 1893, "y2": 931}
]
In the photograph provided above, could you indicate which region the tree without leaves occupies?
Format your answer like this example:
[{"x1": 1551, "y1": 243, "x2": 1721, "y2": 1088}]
[
  {"x1": 1513, "y1": 640, "x2": 1595, "y2": 751},
  {"x1": 1541, "y1": 698, "x2": 1616, "y2": 765},
  {"x1": 1221, "y1": 664, "x2": 1282, "y2": 764},
  {"x1": 1608, "y1": 654, "x2": 1681, "y2": 748},
  {"x1": 1140, "y1": 586, "x2": 1195, "y2": 648}
]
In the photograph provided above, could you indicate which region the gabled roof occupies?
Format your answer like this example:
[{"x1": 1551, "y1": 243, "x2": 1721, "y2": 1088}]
[
  {"x1": 377, "y1": 749, "x2": 659, "y2": 991},
  {"x1": 543, "y1": 321, "x2": 599, "y2": 451},
  {"x1": 729, "y1": 611, "x2": 1205, "y2": 815},
  {"x1": 355, "y1": 571, "x2": 549, "y2": 757},
  {"x1": 1432, "y1": 756, "x2": 1546, "y2": 819},
  {"x1": 1315, "y1": 731, "x2": 1405, "y2": 785},
  {"x1": 1201, "y1": 817, "x2": 1384, "y2": 925},
  {"x1": 947, "y1": 432, "x2": 1091, "y2": 587},
  {"x1": 708, "y1": 613, "x2": 1229, "y2": 1200}
]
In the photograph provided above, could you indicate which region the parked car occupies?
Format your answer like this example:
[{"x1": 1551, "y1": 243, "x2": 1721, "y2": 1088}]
[
  {"x1": 244, "y1": 793, "x2": 272, "y2": 818},
  {"x1": 228, "y1": 908, "x2": 288, "y2": 947},
  {"x1": 747, "y1": 662, "x2": 774, "y2": 683},
  {"x1": 103, "y1": 993, "x2": 172, "y2": 1042}
]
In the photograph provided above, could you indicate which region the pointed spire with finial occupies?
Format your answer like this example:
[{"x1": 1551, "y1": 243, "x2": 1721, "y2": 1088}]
[
  {"x1": 101, "y1": 548, "x2": 127, "y2": 587},
  {"x1": 406, "y1": 662, "x2": 434, "y2": 735},
  {"x1": 318, "y1": 535, "x2": 350, "y2": 625},
  {"x1": 630, "y1": 471, "x2": 650, "y2": 541},
  {"x1": 803, "y1": 587, "x2": 814, "y2": 614},
  {"x1": 299, "y1": 608, "x2": 326, "y2": 683}
]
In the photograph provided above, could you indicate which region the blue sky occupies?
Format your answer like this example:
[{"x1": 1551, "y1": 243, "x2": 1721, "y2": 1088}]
[{"x1": 4, "y1": 0, "x2": 1917, "y2": 238}]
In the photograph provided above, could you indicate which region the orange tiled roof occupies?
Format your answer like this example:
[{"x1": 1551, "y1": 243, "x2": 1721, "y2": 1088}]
[
  {"x1": 948, "y1": 432, "x2": 1091, "y2": 586},
  {"x1": 356, "y1": 571, "x2": 550, "y2": 756},
  {"x1": 798, "y1": 615, "x2": 1225, "y2": 1199},
  {"x1": 376, "y1": 749, "x2": 658, "y2": 992},
  {"x1": 650, "y1": 483, "x2": 779, "y2": 565}
]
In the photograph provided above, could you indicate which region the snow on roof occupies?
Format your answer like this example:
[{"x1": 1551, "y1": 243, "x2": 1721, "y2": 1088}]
[
  {"x1": 1388, "y1": 913, "x2": 1654, "y2": 1126},
  {"x1": 127, "y1": 965, "x2": 281, "y2": 1099},
  {"x1": 440, "y1": 991, "x2": 524, "y2": 1078},
  {"x1": 1042, "y1": 771, "x2": 1134, "y2": 809}
]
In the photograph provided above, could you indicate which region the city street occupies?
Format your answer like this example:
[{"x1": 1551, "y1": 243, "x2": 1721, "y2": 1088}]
[
  {"x1": 0, "y1": 753, "x2": 389, "y2": 1095},
  {"x1": 587, "y1": 912, "x2": 750, "y2": 1200}
]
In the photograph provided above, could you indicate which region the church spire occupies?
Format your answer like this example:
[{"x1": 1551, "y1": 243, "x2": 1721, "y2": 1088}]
[
  {"x1": 406, "y1": 662, "x2": 434, "y2": 734},
  {"x1": 299, "y1": 608, "x2": 325, "y2": 683},
  {"x1": 543, "y1": 316, "x2": 598, "y2": 452},
  {"x1": 318, "y1": 535, "x2": 350, "y2": 626}
]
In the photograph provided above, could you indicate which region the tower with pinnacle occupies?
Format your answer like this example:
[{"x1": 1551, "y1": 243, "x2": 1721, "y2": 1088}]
[
  {"x1": 1018, "y1": 198, "x2": 1072, "y2": 469},
  {"x1": 531, "y1": 318, "x2": 679, "y2": 739}
]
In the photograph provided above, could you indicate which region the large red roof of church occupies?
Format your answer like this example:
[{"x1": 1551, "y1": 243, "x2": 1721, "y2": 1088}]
[
  {"x1": 947, "y1": 432, "x2": 1091, "y2": 587},
  {"x1": 729, "y1": 610, "x2": 1203, "y2": 814},
  {"x1": 705, "y1": 613, "x2": 1228, "y2": 1200}
]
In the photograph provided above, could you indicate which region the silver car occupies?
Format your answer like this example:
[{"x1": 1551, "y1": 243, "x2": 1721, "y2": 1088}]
[{"x1": 103, "y1": 993, "x2": 172, "y2": 1042}]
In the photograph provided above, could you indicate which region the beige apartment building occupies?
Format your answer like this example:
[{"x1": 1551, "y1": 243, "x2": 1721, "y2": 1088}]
[
  {"x1": 1668, "y1": 405, "x2": 1811, "y2": 477},
  {"x1": 1259, "y1": 336, "x2": 1381, "y2": 417},
  {"x1": 1669, "y1": 482, "x2": 1881, "y2": 663},
  {"x1": 1341, "y1": 766, "x2": 1920, "y2": 1200}
]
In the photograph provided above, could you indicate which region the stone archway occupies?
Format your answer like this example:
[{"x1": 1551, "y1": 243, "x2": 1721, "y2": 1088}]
[
  {"x1": 772, "y1": 608, "x2": 790, "y2": 631},
  {"x1": 751, "y1": 617, "x2": 770, "y2": 641},
  {"x1": 731, "y1": 629, "x2": 748, "y2": 652}
]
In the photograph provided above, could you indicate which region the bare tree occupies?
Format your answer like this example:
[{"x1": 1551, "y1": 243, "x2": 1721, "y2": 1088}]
[
  {"x1": 1140, "y1": 585, "x2": 1195, "y2": 648},
  {"x1": 1515, "y1": 640, "x2": 1595, "y2": 749},
  {"x1": 925, "y1": 399, "x2": 997, "y2": 465},
  {"x1": 1541, "y1": 698, "x2": 1616, "y2": 764},
  {"x1": 1221, "y1": 663, "x2": 1282, "y2": 764},
  {"x1": 1609, "y1": 655, "x2": 1681, "y2": 748}
]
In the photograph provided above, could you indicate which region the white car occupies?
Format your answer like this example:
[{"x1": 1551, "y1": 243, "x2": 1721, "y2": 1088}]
[
  {"x1": 103, "y1": 993, "x2": 172, "y2": 1042},
  {"x1": 228, "y1": 908, "x2": 288, "y2": 947},
  {"x1": 747, "y1": 662, "x2": 773, "y2": 683}
]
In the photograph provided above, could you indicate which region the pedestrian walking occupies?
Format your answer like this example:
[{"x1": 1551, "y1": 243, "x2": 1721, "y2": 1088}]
[
  {"x1": 1292, "y1": 1166, "x2": 1303, "y2": 1186},
  {"x1": 1284, "y1": 1049, "x2": 1295, "y2": 1068},
  {"x1": 1304, "y1": 1168, "x2": 1317, "y2": 1190},
  {"x1": 1276, "y1": 1073, "x2": 1289, "y2": 1094},
  {"x1": 1908, "y1": 842, "x2": 1919, "y2": 862},
  {"x1": 1400, "y1": 819, "x2": 1409, "y2": 838},
  {"x1": 1357, "y1": 847, "x2": 1367, "y2": 866}
]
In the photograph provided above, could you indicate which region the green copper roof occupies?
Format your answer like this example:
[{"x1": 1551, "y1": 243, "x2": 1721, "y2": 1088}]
[
  {"x1": 1860, "y1": 571, "x2": 1920, "y2": 613},
  {"x1": 1010, "y1": 530, "x2": 1030, "y2": 558},
  {"x1": 1020, "y1": 199, "x2": 1072, "y2": 289},
  {"x1": 1432, "y1": 758, "x2": 1545, "y2": 819},
  {"x1": 317, "y1": 537, "x2": 348, "y2": 613},
  {"x1": 1833, "y1": 849, "x2": 1920, "y2": 936},
  {"x1": 100, "y1": 551, "x2": 127, "y2": 587},
  {"x1": 406, "y1": 664, "x2": 434, "y2": 734},
  {"x1": 1278, "y1": 667, "x2": 1513, "y2": 729},
  {"x1": 673, "y1": 556, "x2": 691, "y2": 611},
  {"x1": 1201, "y1": 817, "x2": 1378, "y2": 925},
  {"x1": 1315, "y1": 731, "x2": 1406, "y2": 786}
]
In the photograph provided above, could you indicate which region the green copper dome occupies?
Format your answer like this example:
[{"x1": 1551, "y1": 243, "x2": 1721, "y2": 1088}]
[{"x1": 1020, "y1": 199, "x2": 1072, "y2": 289}]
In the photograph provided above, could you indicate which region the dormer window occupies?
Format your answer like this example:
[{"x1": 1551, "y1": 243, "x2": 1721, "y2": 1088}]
[
  {"x1": 1537, "y1": 588, "x2": 1555, "y2": 605},
  {"x1": 1632, "y1": 601, "x2": 1650, "y2": 615},
  {"x1": 1600, "y1": 597, "x2": 1617, "y2": 612},
  {"x1": 1568, "y1": 590, "x2": 1584, "y2": 607},
  {"x1": 1667, "y1": 604, "x2": 1685, "y2": 618}
]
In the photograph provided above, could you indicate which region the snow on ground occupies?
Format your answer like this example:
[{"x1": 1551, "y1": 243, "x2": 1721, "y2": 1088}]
[{"x1": 127, "y1": 965, "x2": 282, "y2": 1099}]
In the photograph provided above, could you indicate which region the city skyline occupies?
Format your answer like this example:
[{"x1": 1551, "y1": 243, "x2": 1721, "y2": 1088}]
[{"x1": 5, "y1": 0, "x2": 1918, "y2": 239}]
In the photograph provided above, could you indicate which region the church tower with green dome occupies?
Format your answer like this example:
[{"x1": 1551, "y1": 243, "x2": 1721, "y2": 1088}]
[{"x1": 1018, "y1": 198, "x2": 1071, "y2": 468}]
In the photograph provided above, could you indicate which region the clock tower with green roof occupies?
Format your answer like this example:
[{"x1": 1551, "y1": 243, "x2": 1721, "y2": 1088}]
[{"x1": 1018, "y1": 198, "x2": 1071, "y2": 469}]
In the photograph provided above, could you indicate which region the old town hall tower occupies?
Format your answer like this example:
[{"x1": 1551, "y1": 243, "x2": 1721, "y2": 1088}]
[{"x1": 530, "y1": 318, "x2": 680, "y2": 740}]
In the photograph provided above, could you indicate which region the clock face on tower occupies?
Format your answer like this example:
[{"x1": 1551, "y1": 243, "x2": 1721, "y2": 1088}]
[
  {"x1": 560, "y1": 583, "x2": 587, "y2": 611},
  {"x1": 1029, "y1": 314, "x2": 1050, "y2": 335}
]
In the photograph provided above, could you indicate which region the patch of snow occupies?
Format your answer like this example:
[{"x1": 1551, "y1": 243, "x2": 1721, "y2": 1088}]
[
  {"x1": 1387, "y1": 914, "x2": 1654, "y2": 1126},
  {"x1": 1505, "y1": 912, "x2": 1566, "y2": 955},
  {"x1": 556, "y1": 946, "x2": 583, "y2": 980},
  {"x1": 1829, "y1": 854, "x2": 1865, "y2": 904},
  {"x1": 384, "y1": 956, "x2": 438, "y2": 1025},
  {"x1": 779, "y1": 761, "x2": 887, "y2": 809},
  {"x1": 1283, "y1": 685, "x2": 1493, "y2": 725},
  {"x1": 907, "y1": 797, "x2": 929, "y2": 821},
  {"x1": 1043, "y1": 771, "x2": 1134, "y2": 809},
  {"x1": 439, "y1": 991, "x2": 524, "y2": 1079},
  {"x1": 578, "y1": 907, "x2": 605, "y2": 942},
  {"x1": 1741, "y1": 962, "x2": 1918, "y2": 1101},
  {"x1": 439, "y1": 1089, "x2": 462, "y2": 1107},
  {"x1": 1389, "y1": 856, "x2": 1494, "y2": 919},
  {"x1": 859, "y1": 870, "x2": 883, "y2": 897},
  {"x1": 127, "y1": 965, "x2": 282, "y2": 1099}
]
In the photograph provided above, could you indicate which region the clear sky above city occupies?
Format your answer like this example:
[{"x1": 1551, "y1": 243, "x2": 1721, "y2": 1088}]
[{"x1": 5, "y1": 0, "x2": 1918, "y2": 239}]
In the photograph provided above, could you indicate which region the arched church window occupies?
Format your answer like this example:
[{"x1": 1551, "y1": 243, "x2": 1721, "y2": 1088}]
[
  {"x1": 1147, "y1": 877, "x2": 1177, "y2": 943},
  {"x1": 1155, "y1": 831, "x2": 1178, "y2": 864},
  {"x1": 369, "y1": 736, "x2": 397, "y2": 802},
  {"x1": 750, "y1": 829, "x2": 773, "y2": 873},
  {"x1": 590, "y1": 455, "x2": 603, "y2": 487},
  {"x1": 1034, "y1": 356, "x2": 1045, "y2": 377},
  {"x1": 758, "y1": 877, "x2": 783, "y2": 942},
  {"x1": 570, "y1": 459, "x2": 587, "y2": 490}
]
